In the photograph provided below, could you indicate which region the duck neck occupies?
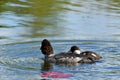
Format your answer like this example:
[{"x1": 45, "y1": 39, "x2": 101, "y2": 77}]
[
  {"x1": 45, "y1": 54, "x2": 54, "y2": 59},
  {"x1": 74, "y1": 50, "x2": 81, "y2": 54}
]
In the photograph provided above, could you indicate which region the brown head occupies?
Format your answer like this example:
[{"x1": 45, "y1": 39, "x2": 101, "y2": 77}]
[{"x1": 40, "y1": 39, "x2": 54, "y2": 58}]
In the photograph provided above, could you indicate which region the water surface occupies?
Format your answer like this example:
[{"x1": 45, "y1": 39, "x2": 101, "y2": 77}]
[{"x1": 0, "y1": 0, "x2": 120, "y2": 80}]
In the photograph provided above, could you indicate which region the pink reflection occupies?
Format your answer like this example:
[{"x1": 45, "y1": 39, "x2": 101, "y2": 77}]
[{"x1": 40, "y1": 71, "x2": 72, "y2": 78}]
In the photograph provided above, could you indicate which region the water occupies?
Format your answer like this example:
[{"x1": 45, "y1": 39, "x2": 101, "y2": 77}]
[{"x1": 0, "y1": 0, "x2": 120, "y2": 80}]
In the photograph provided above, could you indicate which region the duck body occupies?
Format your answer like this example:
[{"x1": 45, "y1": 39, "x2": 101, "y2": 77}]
[
  {"x1": 54, "y1": 52, "x2": 82, "y2": 63},
  {"x1": 45, "y1": 52, "x2": 94, "y2": 63},
  {"x1": 40, "y1": 39, "x2": 94, "y2": 63},
  {"x1": 80, "y1": 51, "x2": 102, "y2": 61},
  {"x1": 68, "y1": 46, "x2": 102, "y2": 62}
]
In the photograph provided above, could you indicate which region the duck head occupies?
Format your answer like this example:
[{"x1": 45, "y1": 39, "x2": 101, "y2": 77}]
[
  {"x1": 69, "y1": 46, "x2": 81, "y2": 54},
  {"x1": 40, "y1": 39, "x2": 54, "y2": 58}
]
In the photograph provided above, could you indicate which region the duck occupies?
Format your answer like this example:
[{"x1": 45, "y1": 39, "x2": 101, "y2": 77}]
[
  {"x1": 69, "y1": 46, "x2": 102, "y2": 61},
  {"x1": 40, "y1": 39, "x2": 94, "y2": 63}
]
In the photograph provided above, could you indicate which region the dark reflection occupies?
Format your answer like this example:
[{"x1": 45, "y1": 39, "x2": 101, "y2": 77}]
[
  {"x1": 41, "y1": 60, "x2": 83, "y2": 71},
  {"x1": 41, "y1": 61, "x2": 53, "y2": 71},
  {"x1": 55, "y1": 62, "x2": 82, "y2": 67}
]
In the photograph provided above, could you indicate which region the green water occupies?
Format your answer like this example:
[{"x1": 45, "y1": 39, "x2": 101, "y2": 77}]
[{"x1": 0, "y1": 0, "x2": 120, "y2": 80}]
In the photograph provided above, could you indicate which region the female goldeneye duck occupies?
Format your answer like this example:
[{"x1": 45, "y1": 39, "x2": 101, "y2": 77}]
[
  {"x1": 40, "y1": 39, "x2": 94, "y2": 63},
  {"x1": 69, "y1": 46, "x2": 102, "y2": 61}
]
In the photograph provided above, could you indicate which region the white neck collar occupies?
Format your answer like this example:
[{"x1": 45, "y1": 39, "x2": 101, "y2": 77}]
[
  {"x1": 48, "y1": 54, "x2": 54, "y2": 57},
  {"x1": 74, "y1": 50, "x2": 81, "y2": 54}
]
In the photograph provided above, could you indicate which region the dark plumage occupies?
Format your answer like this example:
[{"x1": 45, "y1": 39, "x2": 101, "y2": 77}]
[
  {"x1": 68, "y1": 46, "x2": 102, "y2": 61},
  {"x1": 80, "y1": 51, "x2": 102, "y2": 61},
  {"x1": 70, "y1": 46, "x2": 80, "y2": 53},
  {"x1": 40, "y1": 39, "x2": 53, "y2": 57},
  {"x1": 40, "y1": 39, "x2": 96, "y2": 63}
]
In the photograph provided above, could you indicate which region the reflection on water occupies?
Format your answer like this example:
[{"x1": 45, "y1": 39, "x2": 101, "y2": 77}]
[
  {"x1": 41, "y1": 61, "x2": 53, "y2": 72},
  {"x1": 0, "y1": 0, "x2": 120, "y2": 80},
  {"x1": 0, "y1": 0, "x2": 120, "y2": 44}
]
